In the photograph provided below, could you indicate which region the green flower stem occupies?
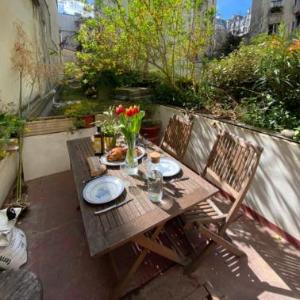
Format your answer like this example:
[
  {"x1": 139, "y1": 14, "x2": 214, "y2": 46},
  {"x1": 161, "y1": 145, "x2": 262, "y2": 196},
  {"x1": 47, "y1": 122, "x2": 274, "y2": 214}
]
[{"x1": 126, "y1": 132, "x2": 136, "y2": 166}]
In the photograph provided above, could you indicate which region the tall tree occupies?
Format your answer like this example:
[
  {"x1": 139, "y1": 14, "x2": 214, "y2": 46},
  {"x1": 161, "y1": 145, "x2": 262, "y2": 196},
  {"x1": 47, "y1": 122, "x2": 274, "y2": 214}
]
[{"x1": 76, "y1": 0, "x2": 215, "y2": 86}]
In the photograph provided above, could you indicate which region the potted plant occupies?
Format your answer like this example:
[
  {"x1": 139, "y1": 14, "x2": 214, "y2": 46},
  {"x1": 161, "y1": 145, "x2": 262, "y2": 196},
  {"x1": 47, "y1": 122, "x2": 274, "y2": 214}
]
[
  {"x1": 95, "y1": 107, "x2": 121, "y2": 151},
  {"x1": 0, "y1": 107, "x2": 25, "y2": 160},
  {"x1": 140, "y1": 119, "x2": 161, "y2": 145},
  {"x1": 64, "y1": 101, "x2": 98, "y2": 128},
  {"x1": 139, "y1": 104, "x2": 161, "y2": 145}
]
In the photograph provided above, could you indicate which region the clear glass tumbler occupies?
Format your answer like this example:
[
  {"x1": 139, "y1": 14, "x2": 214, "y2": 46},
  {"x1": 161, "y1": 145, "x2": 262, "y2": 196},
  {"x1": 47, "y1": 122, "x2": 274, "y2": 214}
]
[{"x1": 147, "y1": 170, "x2": 163, "y2": 203}]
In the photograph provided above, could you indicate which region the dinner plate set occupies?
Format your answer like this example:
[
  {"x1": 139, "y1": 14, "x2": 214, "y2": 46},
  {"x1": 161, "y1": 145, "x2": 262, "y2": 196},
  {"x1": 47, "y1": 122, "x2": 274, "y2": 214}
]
[{"x1": 83, "y1": 147, "x2": 181, "y2": 205}]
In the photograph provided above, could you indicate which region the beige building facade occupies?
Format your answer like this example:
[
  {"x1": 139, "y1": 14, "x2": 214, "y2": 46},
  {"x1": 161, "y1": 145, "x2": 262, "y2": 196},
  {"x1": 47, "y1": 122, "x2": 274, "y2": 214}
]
[
  {"x1": 0, "y1": 0, "x2": 60, "y2": 116},
  {"x1": 250, "y1": 0, "x2": 300, "y2": 36}
]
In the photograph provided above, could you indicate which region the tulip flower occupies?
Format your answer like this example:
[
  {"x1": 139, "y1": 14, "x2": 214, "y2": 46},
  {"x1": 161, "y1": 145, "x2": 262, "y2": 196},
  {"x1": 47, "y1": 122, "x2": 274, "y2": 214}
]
[
  {"x1": 115, "y1": 104, "x2": 125, "y2": 115},
  {"x1": 133, "y1": 105, "x2": 139, "y2": 114},
  {"x1": 116, "y1": 104, "x2": 145, "y2": 135},
  {"x1": 125, "y1": 106, "x2": 135, "y2": 117}
]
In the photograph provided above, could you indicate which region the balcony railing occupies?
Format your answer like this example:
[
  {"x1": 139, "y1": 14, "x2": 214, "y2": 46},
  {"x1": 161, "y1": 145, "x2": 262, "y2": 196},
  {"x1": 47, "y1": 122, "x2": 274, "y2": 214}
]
[{"x1": 270, "y1": 0, "x2": 283, "y2": 13}]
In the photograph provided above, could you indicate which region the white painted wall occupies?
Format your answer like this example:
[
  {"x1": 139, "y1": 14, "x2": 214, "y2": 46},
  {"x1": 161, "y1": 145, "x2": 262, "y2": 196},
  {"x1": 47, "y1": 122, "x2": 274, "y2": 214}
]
[
  {"x1": 0, "y1": 0, "x2": 60, "y2": 109},
  {"x1": 0, "y1": 153, "x2": 18, "y2": 207},
  {"x1": 155, "y1": 105, "x2": 300, "y2": 242},
  {"x1": 23, "y1": 127, "x2": 95, "y2": 181}
]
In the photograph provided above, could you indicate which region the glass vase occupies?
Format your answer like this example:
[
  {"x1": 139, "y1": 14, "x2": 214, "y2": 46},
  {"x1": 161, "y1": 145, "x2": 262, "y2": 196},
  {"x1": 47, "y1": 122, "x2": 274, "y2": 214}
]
[{"x1": 125, "y1": 133, "x2": 138, "y2": 175}]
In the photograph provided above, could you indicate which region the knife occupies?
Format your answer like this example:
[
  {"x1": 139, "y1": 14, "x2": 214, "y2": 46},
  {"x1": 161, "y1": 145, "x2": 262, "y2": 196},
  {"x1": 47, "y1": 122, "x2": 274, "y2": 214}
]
[{"x1": 94, "y1": 199, "x2": 133, "y2": 215}]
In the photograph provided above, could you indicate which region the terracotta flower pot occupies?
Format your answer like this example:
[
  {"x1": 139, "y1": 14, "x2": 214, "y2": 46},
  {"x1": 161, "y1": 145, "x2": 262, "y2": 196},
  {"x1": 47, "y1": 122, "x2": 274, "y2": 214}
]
[
  {"x1": 82, "y1": 115, "x2": 95, "y2": 128},
  {"x1": 140, "y1": 123, "x2": 161, "y2": 145},
  {"x1": 5, "y1": 138, "x2": 19, "y2": 152}
]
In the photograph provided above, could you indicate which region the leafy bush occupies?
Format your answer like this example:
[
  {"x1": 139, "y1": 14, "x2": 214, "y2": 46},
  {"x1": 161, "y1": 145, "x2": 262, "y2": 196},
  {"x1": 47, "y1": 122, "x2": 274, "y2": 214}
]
[
  {"x1": 116, "y1": 71, "x2": 144, "y2": 87},
  {"x1": 200, "y1": 29, "x2": 300, "y2": 134},
  {"x1": 237, "y1": 96, "x2": 299, "y2": 131},
  {"x1": 152, "y1": 78, "x2": 204, "y2": 110},
  {"x1": 0, "y1": 103, "x2": 25, "y2": 160},
  {"x1": 64, "y1": 17, "x2": 300, "y2": 140},
  {"x1": 64, "y1": 101, "x2": 100, "y2": 117}
]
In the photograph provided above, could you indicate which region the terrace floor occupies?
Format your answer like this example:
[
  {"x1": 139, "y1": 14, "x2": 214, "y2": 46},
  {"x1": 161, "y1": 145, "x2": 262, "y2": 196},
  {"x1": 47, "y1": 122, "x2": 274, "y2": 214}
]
[{"x1": 18, "y1": 171, "x2": 300, "y2": 300}]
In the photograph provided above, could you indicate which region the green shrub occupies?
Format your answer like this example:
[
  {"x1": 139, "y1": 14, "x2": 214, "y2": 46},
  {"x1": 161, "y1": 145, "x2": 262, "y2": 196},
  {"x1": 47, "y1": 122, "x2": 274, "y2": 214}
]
[
  {"x1": 64, "y1": 101, "x2": 100, "y2": 117},
  {"x1": 152, "y1": 78, "x2": 204, "y2": 110},
  {"x1": 200, "y1": 30, "x2": 300, "y2": 132},
  {"x1": 116, "y1": 70, "x2": 144, "y2": 87},
  {"x1": 0, "y1": 103, "x2": 25, "y2": 160},
  {"x1": 237, "y1": 96, "x2": 299, "y2": 131},
  {"x1": 64, "y1": 21, "x2": 300, "y2": 138}
]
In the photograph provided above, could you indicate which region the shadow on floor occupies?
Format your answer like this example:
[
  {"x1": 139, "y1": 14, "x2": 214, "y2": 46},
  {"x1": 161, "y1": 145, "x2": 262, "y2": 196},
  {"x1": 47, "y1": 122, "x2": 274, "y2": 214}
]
[{"x1": 19, "y1": 171, "x2": 300, "y2": 300}]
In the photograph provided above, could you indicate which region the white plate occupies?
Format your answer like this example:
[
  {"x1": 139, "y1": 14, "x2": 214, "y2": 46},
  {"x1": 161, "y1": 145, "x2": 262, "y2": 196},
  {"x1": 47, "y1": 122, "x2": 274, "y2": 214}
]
[
  {"x1": 100, "y1": 146, "x2": 146, "y2": 166},
  {"x1": 156, "y1": 157, "x2": 181, "y2": 177},
  {"x1": 82, "y1": 176, "x2": 125, "y2": 205}
]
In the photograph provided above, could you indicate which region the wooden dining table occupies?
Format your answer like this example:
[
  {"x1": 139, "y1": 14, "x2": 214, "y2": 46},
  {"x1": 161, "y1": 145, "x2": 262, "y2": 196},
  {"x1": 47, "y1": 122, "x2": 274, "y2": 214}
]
[{"x1": 67, "y1": 137, "x2": 218, "y2": 299}]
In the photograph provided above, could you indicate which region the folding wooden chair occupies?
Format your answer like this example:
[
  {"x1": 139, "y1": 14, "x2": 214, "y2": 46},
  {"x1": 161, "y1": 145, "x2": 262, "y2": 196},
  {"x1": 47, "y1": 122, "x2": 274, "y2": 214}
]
[
  {"x1": 160, "y1": 114, "x2": 193, "y2": 161},
  {"x1": 183, "y1": 130, "x2": 263, "y2": 273}
]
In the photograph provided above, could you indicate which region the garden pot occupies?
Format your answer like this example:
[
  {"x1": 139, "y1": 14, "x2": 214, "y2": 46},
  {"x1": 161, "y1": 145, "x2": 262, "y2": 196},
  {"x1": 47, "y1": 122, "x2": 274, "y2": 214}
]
[
  {"x1": 103, "y1": 135, "x2": 117, "y2": 152},
  {"x1": 82, "y1": 115, "x2": 95, "y2": 128},
  {"x1": 140, "y1": 123, "x2": 161, "y2": 145},
  {"x1": 5, "y1": 138, "x2": 19, "y2": 152}
]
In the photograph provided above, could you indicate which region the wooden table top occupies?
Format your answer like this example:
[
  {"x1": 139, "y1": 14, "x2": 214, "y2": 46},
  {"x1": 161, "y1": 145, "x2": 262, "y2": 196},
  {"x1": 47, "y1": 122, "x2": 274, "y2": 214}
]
[{"x1": 67, "y1": 137, "x2": 218, "y2": 257}]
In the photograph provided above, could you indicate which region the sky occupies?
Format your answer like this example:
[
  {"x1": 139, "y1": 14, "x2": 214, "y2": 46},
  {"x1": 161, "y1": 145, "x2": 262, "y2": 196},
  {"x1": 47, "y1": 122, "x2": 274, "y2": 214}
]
[
  {"x1": 217, "y1": 0, "x2": 252, "y2": 20},
  {"x1": 87, "y1": 0, "x2": 252, "y2": 20}
]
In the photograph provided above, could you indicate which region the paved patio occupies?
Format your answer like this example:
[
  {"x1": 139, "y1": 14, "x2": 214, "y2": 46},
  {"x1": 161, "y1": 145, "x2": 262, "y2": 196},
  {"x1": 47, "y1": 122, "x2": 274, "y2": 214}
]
[{"x1": 19, "y1": 171, "x2": 300, "y2": 300}]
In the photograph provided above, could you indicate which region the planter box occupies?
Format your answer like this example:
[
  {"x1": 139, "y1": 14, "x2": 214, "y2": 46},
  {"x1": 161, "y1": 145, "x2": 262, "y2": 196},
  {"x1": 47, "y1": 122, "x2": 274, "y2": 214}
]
[
  {"x1": 25, "y1": 117, "x2": 74, "y2": 137},
  {"x1": 23, "y1": 127, "x2": 95, "y2": 181},
  {"x1": 0, "y1": 153, "x2": 18, "y2": 207},
  {"x1": 23, "y1": 116, "x2": 105, "y2": 181}
]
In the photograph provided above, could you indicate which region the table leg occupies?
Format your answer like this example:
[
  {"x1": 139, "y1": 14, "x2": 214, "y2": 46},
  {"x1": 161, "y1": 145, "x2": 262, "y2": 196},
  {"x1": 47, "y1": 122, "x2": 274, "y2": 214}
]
[
  {"x1": 184, "y1": 241, "x2": 215, "y2": 274},
  {"x1": 110, "y1": 224, "x2": 164, "y2": 300},
  {"x1": 134, "y1": 235, "x2": 187, "y2": 265},
  {"x1": 110, "y1": 222, "x2": 188, "y2": 299}
]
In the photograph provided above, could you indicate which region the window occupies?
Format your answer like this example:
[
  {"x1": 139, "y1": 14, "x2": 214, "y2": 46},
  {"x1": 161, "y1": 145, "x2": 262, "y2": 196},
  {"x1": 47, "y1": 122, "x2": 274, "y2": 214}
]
[
  {"x1": 268, "y1": 23, "x2": 279, "y2": 34},
  {"x1": 271, "y1": 0, "x2": 283, "y2": 8},
  {"x1": 270, "y1": 0, "x2": 283, "y2": 13},
  {"x1": 297, "y1": 15, "x2": 300, "y2": 28}
]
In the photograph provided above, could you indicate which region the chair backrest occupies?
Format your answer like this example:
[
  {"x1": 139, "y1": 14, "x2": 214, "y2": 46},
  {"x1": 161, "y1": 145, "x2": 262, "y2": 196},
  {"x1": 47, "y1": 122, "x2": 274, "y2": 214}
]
[
  {"x1": 203, "y1": 131, "x2": 263, "y2": 225},
  {"x1": 161, "y1": 114, "x2": 193, "y2": 161}
]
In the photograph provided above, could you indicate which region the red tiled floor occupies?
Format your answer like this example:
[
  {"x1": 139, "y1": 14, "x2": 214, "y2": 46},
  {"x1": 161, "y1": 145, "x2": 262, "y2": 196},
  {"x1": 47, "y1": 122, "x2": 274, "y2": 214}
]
[
  {"x1": 20, "y1": 171, "x2": 186, "y2": 300},
  {"x1": 20, "y1": 172, "x2": 115, "y2": 300},
  {"x1": 19, "y1": 171, "x2": 300, "y2": 300},
  {"x1": 128, "y1": 216, "x2": 300, "y2": 300}
]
